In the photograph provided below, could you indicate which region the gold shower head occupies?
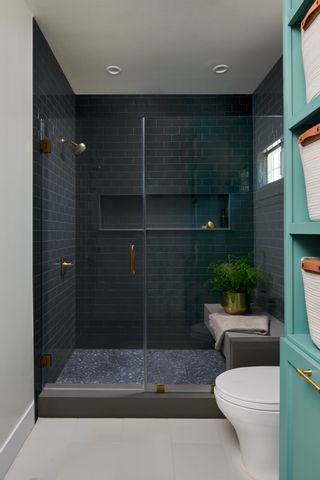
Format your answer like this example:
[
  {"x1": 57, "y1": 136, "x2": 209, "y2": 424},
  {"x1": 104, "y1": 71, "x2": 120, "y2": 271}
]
[{"x1": 60, "y1": 138, "x2": 86, "y2": 155}]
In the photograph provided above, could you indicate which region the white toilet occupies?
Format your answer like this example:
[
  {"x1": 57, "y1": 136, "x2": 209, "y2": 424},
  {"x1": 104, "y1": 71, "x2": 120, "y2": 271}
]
[{"x1": 214, "y1": 366, "x2": 280, "y2": 480}]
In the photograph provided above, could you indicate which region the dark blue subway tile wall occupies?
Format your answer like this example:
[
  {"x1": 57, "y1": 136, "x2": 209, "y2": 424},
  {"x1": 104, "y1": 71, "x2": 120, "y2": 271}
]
[
  {"x1": 76, "y1": 95, "x2": 252, "y2": 118},
  {"x1": 76, "y1": 232, "x2": 144, "y2": 348},
  {"x1": 145, "y1": 116, "x2": 252, "y2": 195},
  {"x1": 146, "y1": 208, "x2": 253, "y2": 348},
  {"x1": 33, "y1": 21, "x2": 76, "y2": 386},
  {"x1": 76, "y1": 117, "x2": 143, "y2": 196},
  {"x1": 146, "y1": 194, "x2": 229, "y2": 229},
  {"x1": 253, "y1": 58, "x2": 284, "y2": 321},
  {"x1": 75, "y1": 116, "x2": 144, "y2": 348},
  {"x1": 76, "y1": 95, "x2": 253, "y2": 348}
]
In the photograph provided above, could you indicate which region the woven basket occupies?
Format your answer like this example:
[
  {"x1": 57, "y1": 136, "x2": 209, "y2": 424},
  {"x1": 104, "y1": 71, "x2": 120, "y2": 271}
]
[
  {"x1": 298, "y1": 124, "x2": 320, "y2": 221},
  {"x1": 301, "y1": 0, "x2": 320, "y2": 102},
  {"x1": 302, "y1": 258, "x2": 320, "y2": 349}
]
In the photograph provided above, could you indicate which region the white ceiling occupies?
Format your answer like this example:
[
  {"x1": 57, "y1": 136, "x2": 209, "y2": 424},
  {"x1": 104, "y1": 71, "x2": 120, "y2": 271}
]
[{"x1": 26, "y1": 0, "x2": 282, "y2": 95}]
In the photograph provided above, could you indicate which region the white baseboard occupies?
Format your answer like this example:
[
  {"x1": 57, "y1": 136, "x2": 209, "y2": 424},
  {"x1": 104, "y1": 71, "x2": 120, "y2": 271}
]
[{"x1": 0, "y1": 402, "x2": 34, "y2": 479}]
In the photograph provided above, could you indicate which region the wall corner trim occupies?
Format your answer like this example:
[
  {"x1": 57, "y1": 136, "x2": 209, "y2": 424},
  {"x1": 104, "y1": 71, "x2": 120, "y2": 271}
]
[{"x1": 0, "y1": 402, "x2": 34, "y2": 479}]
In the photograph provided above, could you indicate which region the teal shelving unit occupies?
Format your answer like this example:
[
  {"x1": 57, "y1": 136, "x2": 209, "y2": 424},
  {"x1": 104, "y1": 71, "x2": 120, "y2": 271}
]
[{"x1": 281, "y1": 1, "x2": 320, "y2": 479}]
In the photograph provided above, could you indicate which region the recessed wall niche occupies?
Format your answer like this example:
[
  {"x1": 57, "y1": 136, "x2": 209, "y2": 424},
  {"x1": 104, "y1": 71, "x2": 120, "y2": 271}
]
[{"x1": 146, "y1": 194, "x2": 230, "y2": 230}]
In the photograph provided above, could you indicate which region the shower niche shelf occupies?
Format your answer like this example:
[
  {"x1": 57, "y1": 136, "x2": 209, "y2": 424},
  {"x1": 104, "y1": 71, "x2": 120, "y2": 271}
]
[
  {"x1": 99, "y1": 194, "x2": 143, "y2": 231},
  {"x1": 99, "y1": 193, "x2": 230, "y2": 232},
  {"x1": 146, "y1": 193, "x2": 230, "y2": 230}
]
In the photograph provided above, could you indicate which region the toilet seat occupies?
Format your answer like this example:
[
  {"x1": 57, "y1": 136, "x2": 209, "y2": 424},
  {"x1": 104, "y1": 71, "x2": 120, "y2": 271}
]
[{"x1": 215, "y1": 366, "x2": 280, "y2": 412}]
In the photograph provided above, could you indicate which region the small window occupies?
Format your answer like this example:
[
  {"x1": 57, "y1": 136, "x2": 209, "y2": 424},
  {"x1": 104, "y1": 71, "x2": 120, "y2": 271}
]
[{"x1": 257, "y1": 139, "x2": 283, "y2": 187}]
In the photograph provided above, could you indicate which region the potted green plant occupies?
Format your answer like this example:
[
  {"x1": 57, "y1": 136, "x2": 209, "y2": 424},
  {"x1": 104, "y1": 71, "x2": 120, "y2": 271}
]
[{"x1": 209, "y1": 254, "x2": 264, "y2": 314}]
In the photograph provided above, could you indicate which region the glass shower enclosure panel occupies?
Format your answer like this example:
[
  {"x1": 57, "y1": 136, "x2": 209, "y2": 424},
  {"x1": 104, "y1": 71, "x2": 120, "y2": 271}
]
[
  {"x1": 43, "y1": 116, "x2": 146, "y2": 387},
  {"x1": 145, "y1": 116, "x2": 253, "y2": 389}
]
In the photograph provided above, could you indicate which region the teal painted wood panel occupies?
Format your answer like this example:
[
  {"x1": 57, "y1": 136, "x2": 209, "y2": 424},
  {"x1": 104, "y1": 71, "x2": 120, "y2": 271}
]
[
  {"x1": 292, "y1": 132, "x2": 309, "y2": 224},
  {"x1": 288, "y1": 0, "x2": 314, "y2": 26},
  {"x1": 288, "y1": 334, "x2": 320, "y2": 363},
  {"x1": 289, "y1": 94, "x2": 320, "y2": 129},
  {"x1": 283, "y1": 0, "x2": 294, "y2": 337},
  {"x1": 291, "y1": 26, "x2": 307, "y2": 115},
  {"x1": 280, "y1": 339, "x2": 320, "y2": 480},
  {"x1": 289, "y1": 223, "x2": 320, "y2": 234}
]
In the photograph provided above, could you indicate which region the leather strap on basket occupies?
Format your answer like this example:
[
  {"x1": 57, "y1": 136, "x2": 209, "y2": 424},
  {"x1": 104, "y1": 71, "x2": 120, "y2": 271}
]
[
  {"x1": 302, "y1": 258, "x2": 320, "y2": 274},
  {"x1": 301, "y1": 0, "x2": 320, "y2": 31},
  {"x1": 298, "y1": 124, "x2": 320, "y2": 147}
]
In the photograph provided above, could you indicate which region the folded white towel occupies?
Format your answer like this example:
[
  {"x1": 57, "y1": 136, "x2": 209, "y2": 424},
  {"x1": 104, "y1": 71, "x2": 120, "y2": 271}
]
[{"x1": 208, "y1": 307, "x2": 269, "y2": 350}]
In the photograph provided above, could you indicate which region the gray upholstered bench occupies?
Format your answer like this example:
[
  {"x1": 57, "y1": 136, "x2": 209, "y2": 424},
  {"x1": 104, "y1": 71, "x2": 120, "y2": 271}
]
[{"x1": 204, "y1": 304, "x2": 283, "y2": 370}]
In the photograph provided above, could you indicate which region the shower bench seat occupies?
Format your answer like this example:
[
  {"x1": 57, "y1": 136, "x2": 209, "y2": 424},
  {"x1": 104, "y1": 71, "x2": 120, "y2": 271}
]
[{"x1": 204, "y1": 304, "x2": 283, "y2": 370}]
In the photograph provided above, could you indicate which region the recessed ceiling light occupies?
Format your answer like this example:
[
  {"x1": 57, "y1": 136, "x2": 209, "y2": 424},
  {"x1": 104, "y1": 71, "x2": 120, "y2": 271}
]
[
  {"x1": 212, "y1": 64, "x2": 229, "y2": 74},
  {"x1": 106, "y1": 65, "x2": 122, "y2": 75}
]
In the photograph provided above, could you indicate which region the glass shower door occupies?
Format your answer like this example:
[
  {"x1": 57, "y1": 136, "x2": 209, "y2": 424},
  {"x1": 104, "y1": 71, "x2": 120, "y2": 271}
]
[
  {"x1": 72, "y1": 116, "x2": 146, "y2": 387},
  {"x1": 44, "y1": 116, "x2": 146, "y2": 388}
]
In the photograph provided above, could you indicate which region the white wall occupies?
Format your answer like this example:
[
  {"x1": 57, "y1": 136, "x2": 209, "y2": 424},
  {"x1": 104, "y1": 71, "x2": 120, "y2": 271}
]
[{"x1": 0, "y1": 0, "x2": 34, "y2": 477}]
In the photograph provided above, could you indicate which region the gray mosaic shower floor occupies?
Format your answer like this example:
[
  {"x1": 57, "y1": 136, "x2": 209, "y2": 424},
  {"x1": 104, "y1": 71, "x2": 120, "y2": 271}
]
[{"x1": 56, "y1": 349, "x2": 226, "y2": 384}]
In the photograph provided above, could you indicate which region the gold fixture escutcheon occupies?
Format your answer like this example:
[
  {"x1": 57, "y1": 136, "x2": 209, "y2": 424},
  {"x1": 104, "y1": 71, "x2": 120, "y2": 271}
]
[{"x1": 296, "y1": 368, "x2": 320, "y2": 393}]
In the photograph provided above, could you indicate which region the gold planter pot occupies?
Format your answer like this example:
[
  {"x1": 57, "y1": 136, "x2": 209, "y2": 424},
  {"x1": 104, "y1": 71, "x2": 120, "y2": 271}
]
[{"x1": 221, "y1": 292, "x2": 249, "y2": 315}]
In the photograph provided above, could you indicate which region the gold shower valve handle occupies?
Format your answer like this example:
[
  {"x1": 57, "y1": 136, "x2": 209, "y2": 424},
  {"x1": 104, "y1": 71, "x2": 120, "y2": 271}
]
[
  {"x1": 296, "y1": 368, "x2": 320, "y2": 393},
  {"x1": 130, "y1": 244, "x2": 136, "y2": 278},
  {"x1": 60, "y1": 257, "x2": 74, "y2": 275},
  {"x1": 61, "y1": 260, "x2": 74, "y2": 268}
]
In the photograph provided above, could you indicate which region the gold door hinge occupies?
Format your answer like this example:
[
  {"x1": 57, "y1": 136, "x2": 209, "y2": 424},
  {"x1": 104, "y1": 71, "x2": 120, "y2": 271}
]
[
  {"x1": 39, "y1": 139, "x2": 52, "y2": 154},
  {"x1": 38, "y1": 354, "x2": 52, "y2": 368},
  {"x1": 156, "y1": 384, "x2": 165, "y2": 394}
]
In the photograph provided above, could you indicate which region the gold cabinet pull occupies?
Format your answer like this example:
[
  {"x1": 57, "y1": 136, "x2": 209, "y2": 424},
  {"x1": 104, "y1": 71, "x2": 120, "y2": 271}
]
[
  {"x1": 296, "y1": 368, "x2": 320, "y2": 393},
  {"x1": 130, "y1": 244, "x2": 136, "y2": 277}
]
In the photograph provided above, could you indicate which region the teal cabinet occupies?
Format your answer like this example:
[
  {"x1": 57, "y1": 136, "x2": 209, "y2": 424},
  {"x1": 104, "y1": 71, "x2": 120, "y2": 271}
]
[
  {"x1": 280, "y1": 339, "x2": 320, "y2": 480},
  {"x1": 282, "y1": 0, "x2": 320, "y2": 478}
]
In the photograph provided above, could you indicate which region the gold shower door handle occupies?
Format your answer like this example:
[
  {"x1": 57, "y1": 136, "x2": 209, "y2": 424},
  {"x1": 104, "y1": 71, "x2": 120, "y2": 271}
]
[
  {"x1": 130, "y1": 244, "x2": 136, "y2": 277},
  {"x1": 296, "y1": 368, "x2": 320, "y2": 393}
]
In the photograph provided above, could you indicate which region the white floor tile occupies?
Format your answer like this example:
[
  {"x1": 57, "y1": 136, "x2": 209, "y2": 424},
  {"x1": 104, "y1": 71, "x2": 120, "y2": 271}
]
[
  {"x1": 117, "y1": 439, "x2": 174, "y2": 480},
  {"x1": 5, "y1": 419, "x2": 77, "y2": 480},
  {"x1": 172, "y1": 442, "x2": 249, "y2": 480},
  {"x1": 56, "y1": 442, "x2": 120, "y2": 480},
  {"x1": 74, "y1": 418, "x2": 123, "y2": 444},
  {"x1": 4, "y1": 418, "x2": 251, "y2": 480},
  {"x1": 119, "y1": 419, "x2": 173, "y2": 480},
  {"x1": 122, "y1": 418, "x2": 170, "y2": 442},
  {"x1": 168, "y1": 418, "x2": 227, "y2": 444}
]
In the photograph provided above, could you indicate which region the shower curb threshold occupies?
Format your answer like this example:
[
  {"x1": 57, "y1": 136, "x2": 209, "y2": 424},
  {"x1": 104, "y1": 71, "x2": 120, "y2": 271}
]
[{"x1": 39, "y1": 386, "x2": 223, "y2": 418}]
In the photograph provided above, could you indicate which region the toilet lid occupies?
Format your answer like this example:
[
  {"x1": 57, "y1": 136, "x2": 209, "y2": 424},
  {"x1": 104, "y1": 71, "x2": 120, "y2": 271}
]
[{"x1": 215, "y1": 366, "x2": 280, "y2": 411}]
